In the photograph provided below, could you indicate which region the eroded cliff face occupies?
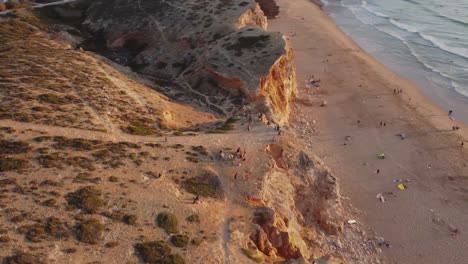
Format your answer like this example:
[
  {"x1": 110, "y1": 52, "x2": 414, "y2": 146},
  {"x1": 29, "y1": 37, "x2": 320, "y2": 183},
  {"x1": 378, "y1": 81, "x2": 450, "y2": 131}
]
[
  {"x1": 236, "y1": 3, "x2": 268, "y2": 30},
  {"x1": 82, "y1": 0, "x2": 297, "y2": 124},
  {"x1": 257, "y1": 41, "x2": 297, "y2": 125}
]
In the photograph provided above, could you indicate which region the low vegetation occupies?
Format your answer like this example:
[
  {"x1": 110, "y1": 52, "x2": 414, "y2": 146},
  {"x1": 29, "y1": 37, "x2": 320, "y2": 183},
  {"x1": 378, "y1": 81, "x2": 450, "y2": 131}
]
[
  {"x1": 134, "y1": 241, "x2": 185, "y2": 264},
  {"x1": 156, "y1": 211, "x2": 179, "y2": 234},
  {"x1": 66, "y1": 187, "x2": 103, "y2": 214},
  {"x1": 0, "y1": 157, "x2": 29, "y2": 172},
  {"x1": 4, "y1": 253, "x2": 46, "y2": 264},
  {"x1": 181, "y1": 174, "x2": 223, "y2": 198},
  {"x1": 171, "y1": 234, "x2": 189, "y2": 248},
  {"x1": 75, "y1": 219, "x2": 104, "y2": 244}
]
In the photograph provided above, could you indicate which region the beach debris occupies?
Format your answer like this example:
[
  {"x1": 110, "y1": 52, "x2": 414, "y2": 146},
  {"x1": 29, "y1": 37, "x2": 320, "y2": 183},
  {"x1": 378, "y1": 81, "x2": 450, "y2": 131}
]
[
  {"x1": 345, "y1": 136, "x2": 352, "y2": 141},
  {"x1": 377, "y1": 152, "x2": 385, "y2": 159},
  {"x1": 397, "y1": 183, "x2": 406, "y2": 190},
  {"x1": 377, "y1": 237, "x2": 390, "y2": 248},
  {"x1": 393, "y1": 179, "x2": 411, "y2": 183},
  {"x1": 396, "y1": 133, "x2": 406, "y2": 140},
  {"x1": 376, "y1": 193, "x2": 385, "y2": 203},
  {"x1": 305, "y1": 76, "x2": 321, "y2": 88},
  {"x1": 320, "y1": 100, "x2": 328, "y2": 107},
  {"x1": 347, "y1": 219, "x2": 357, "y2": 225},
  {"x1": 430, "y1": 209, "x2": 459, "y2": 235}
]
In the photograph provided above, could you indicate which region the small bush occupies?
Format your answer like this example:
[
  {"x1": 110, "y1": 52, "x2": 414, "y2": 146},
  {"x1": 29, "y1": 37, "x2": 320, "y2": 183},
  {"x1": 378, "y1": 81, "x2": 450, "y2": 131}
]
[
  {"x1": 25, "y1": 224, "x2": 47, "y2": 242},
  {"x1": 171, "y1": 234, "x2": 189, "y2": 248},
  {"x1": 73, "y1": 172, "x2": 100, "y2": 184},
  {"x1": 0, "y1": 235, "x2": 11, "y2": 243},
  {"x1": 0, "y1": 157, "x2": 29, "y2": 172},
  {"x1": 186, "y1": 214, "x2": 200, "y2": 223},
  {"x1": 156, "y1": 212, "x2": 178, "y2": 234},
  {"x1": 0, "y1": 140, "x2": 31, "y2": 154},
  {"x1": 121, "y1": 125, "x2": 158, "y2": 136},
  {"x1": 191, "y1": 237, "x2": 203, "y2": 246},
  {"x1": 46, "y1": 217, "x2": 71, "y2": 239},
  {"x1": 4, "y1": 253, "x2": 46, "y2": 264},
  {"x1": 191, "y1": 146, "x2": 208, "y2": 155},
  {"x1": 181, "y1": 174, "x2": 223, "y2": 198},
  {"x1": 66, "y1": 186, "x2": 103, "y2": 214},
  {"x1": 134, "y1": 241, "x2": 185, "y2": 264},
  {"x1": 75, "y1": 219, "x2": 104, "y2": 244},
  {"x1": 122, "y1": 214, "x2": 137, "y2": 225},
  {"x1": 186, "y1": 156, "x2": 199, "y2": 163},
  {"x1": 105, "y1": 241, "x2": 119, "y2": 248}
]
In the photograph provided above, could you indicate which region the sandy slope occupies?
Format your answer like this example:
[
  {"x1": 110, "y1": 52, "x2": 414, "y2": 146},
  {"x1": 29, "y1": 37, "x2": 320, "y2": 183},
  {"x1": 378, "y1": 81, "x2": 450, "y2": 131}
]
[{"x1": 269, "y1": 0, "x2": 468, "y2": 263}]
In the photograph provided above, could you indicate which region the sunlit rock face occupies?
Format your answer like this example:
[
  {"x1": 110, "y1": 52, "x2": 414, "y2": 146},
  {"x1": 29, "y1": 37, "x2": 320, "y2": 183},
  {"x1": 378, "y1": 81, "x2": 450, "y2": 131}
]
[{"x1": 83, "y1": 0, "x2": 296, "y2": 124}]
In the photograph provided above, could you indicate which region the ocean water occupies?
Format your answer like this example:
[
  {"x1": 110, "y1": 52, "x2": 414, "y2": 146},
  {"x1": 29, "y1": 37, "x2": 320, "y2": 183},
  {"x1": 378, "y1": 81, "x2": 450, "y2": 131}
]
[{"x1": 323, "y1": 0, "x2": 468, "y2": 123}]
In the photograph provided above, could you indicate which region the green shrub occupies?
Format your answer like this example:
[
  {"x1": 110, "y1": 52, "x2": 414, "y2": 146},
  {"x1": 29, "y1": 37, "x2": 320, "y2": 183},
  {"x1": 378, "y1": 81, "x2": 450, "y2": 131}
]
[
  {"x1": 170, "y1": 234, "x2": 189, "y2": 248},
  {"x1": 121, "y1": 124, "x2": 158, "y2": 136},
  {"x1": 75, "y1": 219, "x2": 104, "y2": 244},
  {"x1": 156, "y1": 211, "x2": 178, "y2": 234},
  {"x1": 191, "y1": 237, "x2": 203, "y2": 246},
  {"x1": 181, "y1": 174, "x2": 223, "y2": 198},
  {"x1": 134, "y1": 241, "x2": 171, "y2": 263},
  {"x1": 66, "y1": 186, "x2": 103, "y2": 214}
]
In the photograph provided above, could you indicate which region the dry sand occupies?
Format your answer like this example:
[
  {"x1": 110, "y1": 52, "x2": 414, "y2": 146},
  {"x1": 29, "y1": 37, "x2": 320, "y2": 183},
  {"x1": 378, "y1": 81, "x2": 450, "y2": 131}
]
[{"x1": 269, "y1": 0, "x2": 468, "y2": 263}]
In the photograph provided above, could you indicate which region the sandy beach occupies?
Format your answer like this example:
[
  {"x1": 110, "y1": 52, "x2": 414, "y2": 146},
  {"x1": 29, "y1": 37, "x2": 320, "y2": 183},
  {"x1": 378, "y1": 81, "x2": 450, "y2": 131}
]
[{"x1": 269, "y1": 0, "x2": 468, "y2": 263}]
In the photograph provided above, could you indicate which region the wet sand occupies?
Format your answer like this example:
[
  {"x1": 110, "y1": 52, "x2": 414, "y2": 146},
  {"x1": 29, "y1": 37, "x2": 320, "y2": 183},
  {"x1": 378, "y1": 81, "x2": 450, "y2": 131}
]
[{"x1": 269, "y1": 0, "x2": 468, "y2": 263}]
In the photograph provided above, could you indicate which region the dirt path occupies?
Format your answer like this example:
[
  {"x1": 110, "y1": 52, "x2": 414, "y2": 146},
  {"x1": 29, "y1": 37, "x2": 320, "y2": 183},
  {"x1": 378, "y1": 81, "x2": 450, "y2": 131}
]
[{"x1": 269, "y1": 1, "x2": 468, "y2": 263}]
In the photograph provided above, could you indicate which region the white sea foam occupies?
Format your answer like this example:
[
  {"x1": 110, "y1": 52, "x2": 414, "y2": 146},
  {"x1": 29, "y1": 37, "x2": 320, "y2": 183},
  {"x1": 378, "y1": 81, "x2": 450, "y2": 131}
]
[
  {"x1": 419, "y1": 33, "x2": 468, "y2": 59},
  {"x1": 389, "y1": 19, "x2": 422, "y2": 34},
  {"x1": 361, "y1": 1, "x2": 389, "y2": 18},
  {"x1": 452, "y1": 81, "x2": 468, "y2": 97}
]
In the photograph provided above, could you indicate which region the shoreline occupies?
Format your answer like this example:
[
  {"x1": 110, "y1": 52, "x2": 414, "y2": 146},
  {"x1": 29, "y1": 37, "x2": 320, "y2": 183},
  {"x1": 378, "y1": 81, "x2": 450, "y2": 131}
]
[
  {"x1": 269, "y1": 0, "x2": 468, "y2": 263},
  {"x1": 320, "y1": 0, "x2": 468, "y2": 125}
]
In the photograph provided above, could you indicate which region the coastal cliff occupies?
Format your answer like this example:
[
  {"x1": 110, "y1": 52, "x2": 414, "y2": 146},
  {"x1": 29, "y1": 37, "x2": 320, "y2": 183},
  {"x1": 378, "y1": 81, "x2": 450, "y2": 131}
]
[
  {"x1": 0, "y1": 1, "x2": 385, "y2": 263},
  {"x1": 82, "y1": 0, "x2": 296, "y2": 124}
]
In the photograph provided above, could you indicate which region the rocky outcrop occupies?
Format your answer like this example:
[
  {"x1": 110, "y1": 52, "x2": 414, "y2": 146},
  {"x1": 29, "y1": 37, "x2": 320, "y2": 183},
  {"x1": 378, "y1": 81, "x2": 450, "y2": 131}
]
[
  {"x1": 82, "y1": 0, "x2": 297, "y2": 124},
  {"x1": 236, "y1": 3, "x2": 268, "y2": 29},
  {"x1": 251, "y1": 207, "x2": 310, "y2": 261}
]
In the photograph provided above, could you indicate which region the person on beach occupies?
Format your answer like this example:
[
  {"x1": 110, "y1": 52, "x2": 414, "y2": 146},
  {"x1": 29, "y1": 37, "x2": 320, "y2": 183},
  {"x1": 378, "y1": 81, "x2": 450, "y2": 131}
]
[
  {"x1": 234, "y1": 173, "x2": 237, "y2": 180},
  {"x1": 247, "y1": 124, "x2": 251, "y2": 132},
  {"x1": 376, "y1": 169, "x2": 380, "y2": 174},
  {"x1": 449, "y1": 110, "x2": 453, "y2": 116}
]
